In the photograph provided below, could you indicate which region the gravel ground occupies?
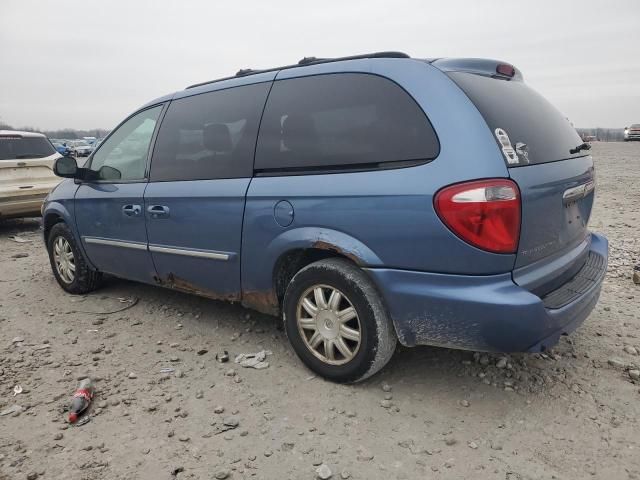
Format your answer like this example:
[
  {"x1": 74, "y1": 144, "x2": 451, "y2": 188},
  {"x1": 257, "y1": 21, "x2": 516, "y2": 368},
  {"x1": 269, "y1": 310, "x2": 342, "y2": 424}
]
[{"x1": 0, "y1": 142, "x2": 639, "y2": 480}]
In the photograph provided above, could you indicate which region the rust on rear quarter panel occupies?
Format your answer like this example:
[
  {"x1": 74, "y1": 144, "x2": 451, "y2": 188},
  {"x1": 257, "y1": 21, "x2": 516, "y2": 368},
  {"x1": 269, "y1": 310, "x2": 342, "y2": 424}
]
[
  {"x1": 311, "y1": 240, "x2": 362, "y2": 265},
  {"x1": 240, "y1": 239, "x2": 367, "y2": 317}
]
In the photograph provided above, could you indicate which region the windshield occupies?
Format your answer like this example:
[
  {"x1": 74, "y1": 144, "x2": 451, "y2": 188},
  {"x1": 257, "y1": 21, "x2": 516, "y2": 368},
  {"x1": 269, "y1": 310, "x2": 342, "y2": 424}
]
[
  {"x1": 0, "y1": 136, "x2": 57, "y2": 160},
  {"x1": 448, "y1": 72, "x2": 585, "y2": 166}
]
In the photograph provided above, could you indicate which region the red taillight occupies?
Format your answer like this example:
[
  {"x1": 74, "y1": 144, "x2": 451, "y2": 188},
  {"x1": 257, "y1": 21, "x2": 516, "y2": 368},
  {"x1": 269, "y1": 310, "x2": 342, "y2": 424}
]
[
  {"x1": 434, "y1": 179, "x2": 521, "y2": 254},
  {"x1": 496, "y1": 63, "x2": 515, "y2": 78}
]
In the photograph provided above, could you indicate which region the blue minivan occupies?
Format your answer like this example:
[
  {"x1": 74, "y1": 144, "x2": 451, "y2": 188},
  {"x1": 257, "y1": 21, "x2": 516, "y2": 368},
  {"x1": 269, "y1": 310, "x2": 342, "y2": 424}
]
[{"x1": 44, "y1": 52, "x2": 608, "y2": 382}]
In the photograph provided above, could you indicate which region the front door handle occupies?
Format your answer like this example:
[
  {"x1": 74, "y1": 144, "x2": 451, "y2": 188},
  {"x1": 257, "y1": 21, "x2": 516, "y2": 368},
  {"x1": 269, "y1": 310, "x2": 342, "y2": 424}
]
[
  {"x1": 122, "y1": 204, "x2": 142, "y2": 217},
  {"x1": 147, "y1": 205, "x2": 170, "y2": 219}
]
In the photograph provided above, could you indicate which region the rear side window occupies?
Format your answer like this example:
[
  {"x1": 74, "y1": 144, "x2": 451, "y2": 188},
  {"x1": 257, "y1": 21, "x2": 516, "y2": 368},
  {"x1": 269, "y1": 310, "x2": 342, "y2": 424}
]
[
  {"x1": 150, "y1": 82, "x2": 271, "y2": 181},
  {"x1": 0, "y1": 136, "x2": 56, "y2": 160},
  {"x1": 449, "y1": 72, "x2": 584, "y2": 166},
  {"x1": 255, "y1": 73, "x2": 439, "y2": 172}
]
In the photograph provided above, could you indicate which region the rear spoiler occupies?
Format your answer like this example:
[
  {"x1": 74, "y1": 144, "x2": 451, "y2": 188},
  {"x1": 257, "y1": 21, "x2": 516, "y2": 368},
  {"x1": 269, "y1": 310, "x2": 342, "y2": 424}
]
[{"x1": 429, "y1": 58, "x2": 524, "y2": 82}]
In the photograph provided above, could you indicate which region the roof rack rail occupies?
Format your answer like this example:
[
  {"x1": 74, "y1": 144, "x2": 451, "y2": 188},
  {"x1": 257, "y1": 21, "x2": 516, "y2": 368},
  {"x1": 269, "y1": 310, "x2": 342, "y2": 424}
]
[
  {"x1": 186, "y1": 51, "x2": 410, "y2": 89},
  {"x1": 298, "y1": 56, "x2": 327, "y2": 65},
  {"x1": 235, "y1": 68, "x2": 257, "y2": 77}
]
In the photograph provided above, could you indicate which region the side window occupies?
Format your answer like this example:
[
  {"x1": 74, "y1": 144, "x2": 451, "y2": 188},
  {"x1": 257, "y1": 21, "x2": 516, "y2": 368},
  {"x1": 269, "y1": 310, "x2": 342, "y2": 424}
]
[
  {"x1": 149, "y1": 82, "x2": 271, "y2": 182},
  {"x1": 90, "y1": 106, "x2": 162, "y2": 181},
  {"x1": 255, "y1": 73, "x2": 439, "y2": 172}
]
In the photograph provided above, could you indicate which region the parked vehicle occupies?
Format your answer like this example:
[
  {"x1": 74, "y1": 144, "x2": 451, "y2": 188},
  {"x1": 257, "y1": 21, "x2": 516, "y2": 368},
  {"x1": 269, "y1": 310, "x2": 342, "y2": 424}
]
[
  {"x1": 68, "y1": 140, "x2": 93, "y2": 156},
  {"x1": 42, "y1": 52, "x2": 608, "y2": 382},
  {"x1": 624, "y1": 124, "x2": 640, "y2": 141},
  {"x1": 1, "y1": 130, "x2": 61, "y2": 219},
  {"x1": 52, "y1": 142, "x2": 73, "y2": 157}
]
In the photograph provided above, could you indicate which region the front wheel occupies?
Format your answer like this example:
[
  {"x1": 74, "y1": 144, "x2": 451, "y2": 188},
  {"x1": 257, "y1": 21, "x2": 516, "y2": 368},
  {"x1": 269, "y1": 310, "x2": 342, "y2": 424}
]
[
  {"x1": 47, "y1": 222, "x2": 102, "y2": 294},
  {"x1": 283, "y1": 258, "x2": 397, "y2": 383}
]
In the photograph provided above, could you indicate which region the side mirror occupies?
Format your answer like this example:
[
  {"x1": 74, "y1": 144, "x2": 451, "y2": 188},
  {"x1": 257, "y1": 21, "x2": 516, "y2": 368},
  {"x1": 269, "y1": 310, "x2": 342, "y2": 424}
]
[
  {"x1": 53, "y1": 156, "x2": 79, "y2": 178},
  {"x1": 97, "y1": 165, "x2": 122, "y2": 181}
]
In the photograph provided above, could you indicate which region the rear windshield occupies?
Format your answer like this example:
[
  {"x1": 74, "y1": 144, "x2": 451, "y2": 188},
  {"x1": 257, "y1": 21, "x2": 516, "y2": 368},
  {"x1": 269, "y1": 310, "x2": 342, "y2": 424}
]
[
  {"x1": 448, "y1": 72, "x2": 584, "y2": 166},
  {"x1": 0, "y1": 136, "x2": 56, "y2": 160}
]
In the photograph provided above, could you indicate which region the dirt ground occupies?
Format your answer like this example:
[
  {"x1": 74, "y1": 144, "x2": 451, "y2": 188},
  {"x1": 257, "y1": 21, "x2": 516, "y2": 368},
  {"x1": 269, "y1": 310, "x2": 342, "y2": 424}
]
[{"x1": 0, "y1": 142, "x2": 639, "y2": 480}]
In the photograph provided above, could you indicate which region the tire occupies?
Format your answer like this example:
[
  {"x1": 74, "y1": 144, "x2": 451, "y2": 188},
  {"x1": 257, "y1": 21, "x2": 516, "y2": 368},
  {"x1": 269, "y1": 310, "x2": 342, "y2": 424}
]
[
  {"x1": 283, "y1": 258, "x2": 397, "y2": 383},
  {"x1": 47, "y1": 222, "x2": 102, "y2": 294}
]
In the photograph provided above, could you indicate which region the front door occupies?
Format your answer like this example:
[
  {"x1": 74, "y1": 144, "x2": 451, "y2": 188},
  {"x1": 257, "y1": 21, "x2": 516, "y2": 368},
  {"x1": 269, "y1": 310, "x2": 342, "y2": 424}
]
[
  {"x1": 75, "y1": 105, "x2": 163, "y2": 284},
  {"x1": 143, "y1": 82, "x2": 270, "y2": 299}
]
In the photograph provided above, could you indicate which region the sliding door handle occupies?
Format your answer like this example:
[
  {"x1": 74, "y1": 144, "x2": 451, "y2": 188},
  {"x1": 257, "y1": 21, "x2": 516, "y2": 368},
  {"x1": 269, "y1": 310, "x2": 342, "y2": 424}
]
[{"x1": 147, "y1": 205, "x2": 170, "y2": 219}]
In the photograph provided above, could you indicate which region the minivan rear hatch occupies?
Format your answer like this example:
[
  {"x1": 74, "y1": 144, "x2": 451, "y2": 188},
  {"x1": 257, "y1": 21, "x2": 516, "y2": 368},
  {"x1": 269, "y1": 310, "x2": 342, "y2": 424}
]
[{"x1": 442, "y1": 66, "x2": 595, "y2": 279}]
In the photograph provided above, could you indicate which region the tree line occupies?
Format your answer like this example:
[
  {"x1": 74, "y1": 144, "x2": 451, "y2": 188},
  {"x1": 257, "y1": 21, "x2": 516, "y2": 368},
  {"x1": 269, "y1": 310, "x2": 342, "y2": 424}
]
[
  {"x1": 576, "y1": 128, "x2": 626, "y2": 142},
  {"x1": 0, "y1": 119, "x2": 109, "y2": 140}
]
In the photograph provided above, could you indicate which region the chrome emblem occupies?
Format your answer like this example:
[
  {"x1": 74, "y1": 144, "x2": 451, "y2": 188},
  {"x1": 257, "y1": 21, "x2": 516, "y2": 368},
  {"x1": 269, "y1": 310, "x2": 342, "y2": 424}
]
[{"x1": 563, "y1": 180, "x2": 595, "y2": 204}]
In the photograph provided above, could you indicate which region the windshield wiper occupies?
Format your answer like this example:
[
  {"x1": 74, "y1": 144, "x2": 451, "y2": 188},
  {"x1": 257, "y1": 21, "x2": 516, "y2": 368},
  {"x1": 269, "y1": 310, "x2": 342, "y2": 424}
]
[{"x1": 569, "y1": 142, "x2": 591, "y2": 155}]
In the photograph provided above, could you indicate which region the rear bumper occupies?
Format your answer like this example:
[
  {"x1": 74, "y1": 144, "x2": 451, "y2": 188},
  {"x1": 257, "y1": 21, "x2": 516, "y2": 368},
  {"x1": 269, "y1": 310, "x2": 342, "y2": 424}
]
[
  {"x1": 0, "y1": 193, "x2": 48, "y2": 218},
  {"x1": 365, "y1": 232, "x2": 608, "y2": 352}
]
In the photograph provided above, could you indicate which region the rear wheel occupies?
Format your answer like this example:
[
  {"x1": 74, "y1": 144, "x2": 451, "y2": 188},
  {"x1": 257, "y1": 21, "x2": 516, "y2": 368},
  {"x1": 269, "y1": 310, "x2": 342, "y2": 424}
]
[
  {"x1": 283, "y1": 258, "x2": 396, "y2": 383},
  {"x1": 47, "y1": 222, "x2": 102, "y2": 294}
]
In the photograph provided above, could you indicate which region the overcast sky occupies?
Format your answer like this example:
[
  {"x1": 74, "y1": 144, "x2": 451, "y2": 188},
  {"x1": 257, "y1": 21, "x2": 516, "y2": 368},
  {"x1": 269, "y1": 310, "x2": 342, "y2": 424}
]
[{"x1": 1, "y1": 0, "x2": 639, "y2": 130}]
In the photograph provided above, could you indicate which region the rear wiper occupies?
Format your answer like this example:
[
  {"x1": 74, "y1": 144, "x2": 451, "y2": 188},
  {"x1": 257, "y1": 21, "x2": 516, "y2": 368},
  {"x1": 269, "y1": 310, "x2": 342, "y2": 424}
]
[{"x1": 569, "y1": 143, "x2": 591, "y2": 155}]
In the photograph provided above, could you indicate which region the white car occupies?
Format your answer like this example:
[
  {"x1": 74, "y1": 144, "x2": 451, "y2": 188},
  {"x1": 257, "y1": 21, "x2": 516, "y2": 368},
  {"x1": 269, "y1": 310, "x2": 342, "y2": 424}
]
[
  {"x1": 69, "y1": 140, "x2": 93, "y2": 156},
  {"x1": 0, "y1": 130, "x2": 62, "y2": 219},
  {"x1": 624, "y1": 124, "x2": 640, "y2": 141}
]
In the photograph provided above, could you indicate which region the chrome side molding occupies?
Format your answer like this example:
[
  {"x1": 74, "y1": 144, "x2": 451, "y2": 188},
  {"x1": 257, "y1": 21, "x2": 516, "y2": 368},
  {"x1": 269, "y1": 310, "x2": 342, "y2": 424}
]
[
  {"x1": 83, "y1": 237, "x2": 148, "y2": 250},
  {"x1": 82, "y1": 236, "x2": 232, "y2": 261},
  {"x1": 148, "y1": 245, "x2": 230, "y2": 261}
]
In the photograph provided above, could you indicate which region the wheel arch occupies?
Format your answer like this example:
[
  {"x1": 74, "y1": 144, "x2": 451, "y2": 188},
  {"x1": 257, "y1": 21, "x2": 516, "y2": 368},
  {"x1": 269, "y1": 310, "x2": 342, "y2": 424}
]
[
  {"x1": 42, "y1": 201, "x2": 96, "y2": 270},
  {"x1": 43, "y1": 202, "x2": 74, "y2": 243},
  {"x1": 241, "y1": 227, "x2": 383, "y2": 316},
  {"x1": 43, "y1": 211, "x2": 64, "y2": 244}
]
